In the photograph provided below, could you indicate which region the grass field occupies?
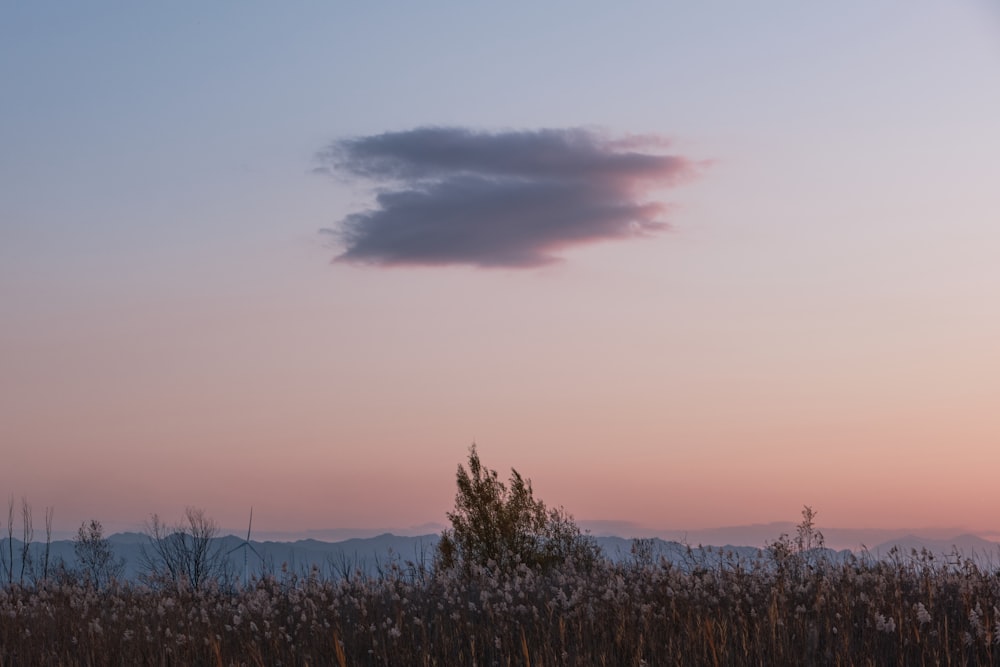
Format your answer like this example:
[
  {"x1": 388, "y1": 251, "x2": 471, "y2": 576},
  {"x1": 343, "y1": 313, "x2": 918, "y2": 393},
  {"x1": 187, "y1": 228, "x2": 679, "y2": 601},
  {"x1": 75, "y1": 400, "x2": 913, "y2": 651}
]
[{"x1": 3, "y1": 543, "x2": 1000, "y2": 666}]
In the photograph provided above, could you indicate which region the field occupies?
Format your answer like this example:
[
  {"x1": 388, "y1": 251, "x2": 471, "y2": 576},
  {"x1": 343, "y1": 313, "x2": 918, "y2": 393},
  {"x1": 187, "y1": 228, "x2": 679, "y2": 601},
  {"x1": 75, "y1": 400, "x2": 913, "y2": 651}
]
[{"x1": 3, "y1": 544, "x2": 1000, "y2": 666}]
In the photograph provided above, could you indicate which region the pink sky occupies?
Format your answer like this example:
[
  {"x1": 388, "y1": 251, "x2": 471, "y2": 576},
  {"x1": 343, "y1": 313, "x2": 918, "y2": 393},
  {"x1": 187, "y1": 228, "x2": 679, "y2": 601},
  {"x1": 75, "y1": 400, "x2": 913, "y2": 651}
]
[{"x1": 2, "y1": 3, "x2": 1000, "y2": 542}]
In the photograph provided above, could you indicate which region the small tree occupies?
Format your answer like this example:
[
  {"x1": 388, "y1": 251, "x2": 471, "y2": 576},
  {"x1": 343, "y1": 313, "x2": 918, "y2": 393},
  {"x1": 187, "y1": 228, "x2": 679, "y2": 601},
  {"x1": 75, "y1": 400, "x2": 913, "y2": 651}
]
[
  {"x1": 767, "y1": 505, "x2": 826, "y2": 574},
  {"x1": 74, "y1": 520, "x2": 125, "y2": 589},
  {"x1": 19, "y1": 497, "x2": 33, "y2": 586},
  {"x1": 2, "y1": 496, "x2": 12, "y2": 585},
  {"x1": 795, "y1": 505, "x2": 824, "y2": 553},
  {"x1": 43, "y1": 506, "x2": 54, "y2": 582},
  {"x1": 140, "y1": 507, "x2": 228, "y2": 589},
  {"x1": 437, "y1": 446, "x2": 600, "y2": 574}
]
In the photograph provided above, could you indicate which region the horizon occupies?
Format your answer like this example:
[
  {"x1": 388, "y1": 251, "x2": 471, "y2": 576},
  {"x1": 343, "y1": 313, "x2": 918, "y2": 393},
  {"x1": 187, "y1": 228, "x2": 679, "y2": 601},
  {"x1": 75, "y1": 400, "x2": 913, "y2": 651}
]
[
  {"x1": 27, "y1": 511, "x2": 1000, "y2": 554},
  {"x1": 4, "y1": 4, "x2": 1000, "y2": 543}
]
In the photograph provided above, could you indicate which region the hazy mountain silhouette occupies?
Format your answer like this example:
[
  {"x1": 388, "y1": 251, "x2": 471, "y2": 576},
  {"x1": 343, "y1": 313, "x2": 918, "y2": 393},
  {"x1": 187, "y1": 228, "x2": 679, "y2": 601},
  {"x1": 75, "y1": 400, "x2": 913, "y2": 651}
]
[
  {"x1": 1, "y1": 531, "x2": 996, "y2": 584},
  {"x1": 870, "y1": 534, "x2": 1000, "y2": 560}
]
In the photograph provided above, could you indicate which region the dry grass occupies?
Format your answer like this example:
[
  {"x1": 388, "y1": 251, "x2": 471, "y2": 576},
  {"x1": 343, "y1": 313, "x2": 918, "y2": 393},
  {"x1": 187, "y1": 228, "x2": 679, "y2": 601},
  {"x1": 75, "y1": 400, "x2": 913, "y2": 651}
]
[{"x1": 3, "y1": 547, "x2": 1000, "y2": 665}]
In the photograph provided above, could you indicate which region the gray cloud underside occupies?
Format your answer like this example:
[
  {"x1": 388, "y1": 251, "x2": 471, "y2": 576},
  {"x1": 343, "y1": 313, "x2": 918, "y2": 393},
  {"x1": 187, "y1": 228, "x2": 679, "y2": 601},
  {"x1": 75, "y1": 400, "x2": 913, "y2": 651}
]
[{"x1": 318, "y1": 127, "x2": 697, "y2": 268}]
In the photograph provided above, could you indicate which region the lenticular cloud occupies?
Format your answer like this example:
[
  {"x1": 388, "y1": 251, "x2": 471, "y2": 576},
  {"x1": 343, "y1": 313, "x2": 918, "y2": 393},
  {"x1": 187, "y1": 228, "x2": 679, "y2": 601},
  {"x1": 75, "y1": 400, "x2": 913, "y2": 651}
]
[{"x1": 317, "y1": 127, "x2": 698, "y2": 268}]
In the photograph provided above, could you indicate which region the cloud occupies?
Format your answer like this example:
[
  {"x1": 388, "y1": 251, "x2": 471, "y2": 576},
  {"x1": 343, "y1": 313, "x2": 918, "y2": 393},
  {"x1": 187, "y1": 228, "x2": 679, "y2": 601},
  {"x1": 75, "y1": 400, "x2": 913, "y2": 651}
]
[{"x1": 317, "y1": 127, "x2": 699, "y2": 268}]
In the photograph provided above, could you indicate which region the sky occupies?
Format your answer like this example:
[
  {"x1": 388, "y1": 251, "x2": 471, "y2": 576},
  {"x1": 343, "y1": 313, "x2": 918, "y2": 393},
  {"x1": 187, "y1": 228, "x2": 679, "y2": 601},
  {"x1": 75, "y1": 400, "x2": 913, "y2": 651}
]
[{"x1": 2, "y1": 2, "x2": 1000, "y2": 543}]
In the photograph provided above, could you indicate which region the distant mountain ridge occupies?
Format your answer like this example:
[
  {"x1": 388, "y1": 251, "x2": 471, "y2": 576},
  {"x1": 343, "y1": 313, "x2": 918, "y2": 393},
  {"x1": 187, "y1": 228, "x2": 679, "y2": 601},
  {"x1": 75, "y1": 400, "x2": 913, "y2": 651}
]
[
  {"x1": 868, "y1": 533, "x2": 1000, "y2": 559},
  {"x1": 0, "y1": 532, "x2": 996, "y2": 583}
]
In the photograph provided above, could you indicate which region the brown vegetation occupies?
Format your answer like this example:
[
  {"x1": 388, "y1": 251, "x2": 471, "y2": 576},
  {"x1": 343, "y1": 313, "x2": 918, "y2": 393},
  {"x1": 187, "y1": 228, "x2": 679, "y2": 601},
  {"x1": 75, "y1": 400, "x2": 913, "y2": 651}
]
[{"x1": 3, "y1": 453, "x2": 1000, "y2": 664}]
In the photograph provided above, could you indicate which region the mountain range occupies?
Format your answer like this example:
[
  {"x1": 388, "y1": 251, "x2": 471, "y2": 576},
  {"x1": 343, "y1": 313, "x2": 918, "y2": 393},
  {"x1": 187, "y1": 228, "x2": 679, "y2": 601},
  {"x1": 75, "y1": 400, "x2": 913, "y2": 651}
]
[{"x1": 1, "y1": 531, "x2": 997, "y2": 583}]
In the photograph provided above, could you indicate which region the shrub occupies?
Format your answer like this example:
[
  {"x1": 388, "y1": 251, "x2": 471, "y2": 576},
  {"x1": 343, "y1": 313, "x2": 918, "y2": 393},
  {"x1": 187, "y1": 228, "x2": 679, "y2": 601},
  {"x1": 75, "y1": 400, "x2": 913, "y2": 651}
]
[{"x1": 436, "y1": 445, "x2": 600, "y2": 574}]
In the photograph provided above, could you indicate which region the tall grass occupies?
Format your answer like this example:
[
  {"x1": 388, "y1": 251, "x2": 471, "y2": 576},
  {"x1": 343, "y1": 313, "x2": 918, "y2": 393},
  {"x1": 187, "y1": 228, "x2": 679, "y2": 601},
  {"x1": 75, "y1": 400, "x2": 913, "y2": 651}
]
[{"x1": 3, "y1": 546, "x2": 1000, "y2": 665}]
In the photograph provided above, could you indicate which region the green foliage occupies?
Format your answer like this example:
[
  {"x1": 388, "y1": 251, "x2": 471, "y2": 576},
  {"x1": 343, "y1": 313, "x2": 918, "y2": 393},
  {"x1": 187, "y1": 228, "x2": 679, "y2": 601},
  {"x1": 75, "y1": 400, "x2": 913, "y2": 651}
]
[{"x1": 437, "y1": 445, "x2": 600, "y2": 573}]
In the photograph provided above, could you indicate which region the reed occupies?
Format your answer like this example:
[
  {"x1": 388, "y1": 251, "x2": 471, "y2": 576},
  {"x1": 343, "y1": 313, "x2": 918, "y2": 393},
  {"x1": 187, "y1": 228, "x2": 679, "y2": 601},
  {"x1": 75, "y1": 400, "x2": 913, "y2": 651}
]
[{"x1": 3, "y1": 545, "x2": 1000, "y2": 665}]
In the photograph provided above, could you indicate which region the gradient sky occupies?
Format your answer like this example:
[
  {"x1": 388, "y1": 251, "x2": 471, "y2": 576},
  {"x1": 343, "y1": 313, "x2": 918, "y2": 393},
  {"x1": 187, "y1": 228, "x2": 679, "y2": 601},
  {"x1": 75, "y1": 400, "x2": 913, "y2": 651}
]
[{"x1": 3, "y1": 2, "x2": 1000, "y2": 541}]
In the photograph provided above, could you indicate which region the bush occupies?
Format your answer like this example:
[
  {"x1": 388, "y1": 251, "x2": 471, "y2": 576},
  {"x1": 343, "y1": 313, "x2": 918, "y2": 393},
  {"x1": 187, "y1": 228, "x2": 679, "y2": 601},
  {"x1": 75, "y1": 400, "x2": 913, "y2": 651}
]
[{"x1": 436, "y1": 445, "x2": 600, "y2": 574}]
